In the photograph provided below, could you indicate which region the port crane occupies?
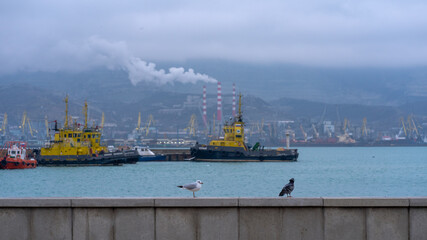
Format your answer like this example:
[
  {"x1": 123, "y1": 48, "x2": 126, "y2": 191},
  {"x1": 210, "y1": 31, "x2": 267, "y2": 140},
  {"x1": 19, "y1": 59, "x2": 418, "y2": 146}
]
[
  {"x1": 184, "y1": 114, "x2": 197, "y2": 137},
  {"x1": 143, "y1": 114, "x2": 154, "y2": 136},
  {"x1": 101, "y1": 112, "x2": 105, "y2": 129},
  {"x1": 312, "y1": 124, "x2": 319, "y2": 139},
  {"x1": 361, "y1": 118, "x2": 367, "y2": 137},
  {"x1": 45, "y1": 116, "x2": 49, "y2": 138},
  {"x1": 299, "y1": 124, "x2": 307, "y2": 142},
  {"x1": 0, "y1": 113, "x2": 7, "y2": 135},
  {"x1": 20, "y1": 111, "x2": 27, "y2": 134},
  {"x1": 136, "y1": 112, "x2": 142, "y2": 131}
]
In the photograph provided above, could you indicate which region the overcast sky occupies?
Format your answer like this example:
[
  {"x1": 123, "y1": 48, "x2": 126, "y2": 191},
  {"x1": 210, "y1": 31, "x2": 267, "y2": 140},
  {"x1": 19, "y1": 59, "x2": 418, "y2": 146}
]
[{"x1": 2, "y1": 0, "x2": 427, "y2": 75}]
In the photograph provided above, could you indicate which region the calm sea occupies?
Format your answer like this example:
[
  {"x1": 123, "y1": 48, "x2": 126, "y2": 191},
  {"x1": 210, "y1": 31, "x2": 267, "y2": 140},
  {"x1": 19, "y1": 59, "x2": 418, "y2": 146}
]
[{"x1": 1, "y1": 147, "x2": 426, "y2": 198}]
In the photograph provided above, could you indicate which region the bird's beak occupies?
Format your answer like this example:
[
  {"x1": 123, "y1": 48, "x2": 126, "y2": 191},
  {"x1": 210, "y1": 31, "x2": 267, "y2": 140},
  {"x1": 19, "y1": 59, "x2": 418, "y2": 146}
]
[{"x1": 200, "y1": 182, "x2": 203, "y2": 184}]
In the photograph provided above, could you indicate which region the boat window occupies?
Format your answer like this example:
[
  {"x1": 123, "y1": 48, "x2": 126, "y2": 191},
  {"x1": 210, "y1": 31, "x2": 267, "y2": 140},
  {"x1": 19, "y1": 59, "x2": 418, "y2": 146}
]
[
  {"x1": 88, "y1": 135, "x2": 91, "y2": 138},
  {"x1": 92, "y1": 134, "x2": 95, "y2": 138},
  {"x1": 64, "y1": 134, "x2": 66, "y2": 138},
  {"x1": 73, "y1": 134, "x2": 77, "y2": 138},
  {"x1": 12, "y1": 151, "x2": 16, "y2": 154},
  {"x1": 68, "y1": 134, "x2": 72, "y2": 138},
  {"x1": 236, "y1": 135, "x2": 242, "y2": 138},
  {"x1": 77, "y1": 139, "x2": 80, "y2": 142},
  {"x1": 96, "y1": 139, "x2": 98, "y2": 143},
  {"x1": 78, "y1": 134, "x2": 81, "y2": 137}
]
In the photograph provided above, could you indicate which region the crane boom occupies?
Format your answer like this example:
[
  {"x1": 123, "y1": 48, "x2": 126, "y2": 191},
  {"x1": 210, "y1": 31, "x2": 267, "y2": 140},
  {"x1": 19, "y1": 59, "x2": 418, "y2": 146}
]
[
  {"x1": 27, "y1": 118, "x2": 33, "y2": 137},
  {"x1": 136, "y1": 112, "x2": 141, "y2": 130},
  {"x1": 1, "y1": 113, "x2": 7, "y2": 134},
  {"x1": 45, "y1": 115, "x2": 49, "y2": 138},
  {"x1": 21, "y1": 111, "x2": 27, "y2": 134}
]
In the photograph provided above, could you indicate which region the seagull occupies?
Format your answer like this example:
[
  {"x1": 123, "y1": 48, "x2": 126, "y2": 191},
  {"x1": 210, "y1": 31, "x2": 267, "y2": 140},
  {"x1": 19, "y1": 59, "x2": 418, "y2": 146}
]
[
  {"x1": 177, "y1": 180, "x2": 203, "y2": 198},
  {"x1": 279, "y1": 178, "x2": 294, "y2": 197}
]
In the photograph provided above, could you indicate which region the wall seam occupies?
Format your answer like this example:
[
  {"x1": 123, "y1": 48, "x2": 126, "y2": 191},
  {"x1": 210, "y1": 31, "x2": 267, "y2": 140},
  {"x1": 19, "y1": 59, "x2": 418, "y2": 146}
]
[
  {"x1": 71, "y1": 207, "x2": 74, "y2": 240},
  {"x1": 408, "y1": 207, "x2": 410, "y2": 240}
]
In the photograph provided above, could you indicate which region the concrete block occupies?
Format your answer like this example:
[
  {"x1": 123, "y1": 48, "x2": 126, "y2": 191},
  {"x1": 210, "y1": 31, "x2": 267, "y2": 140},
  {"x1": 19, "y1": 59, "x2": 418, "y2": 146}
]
[
  {"x1": 156, "y1": 208, "x2": 197, "y2": 240},
  {"x1": 72, "y1": 208, "x2": 89, "y2": 240},
  {"x1": 31, "y1": 208, "x2": 72, "y2": 240},
  {"x1": 282, "y1": 207, "x2": 324, "y2": 240},
  {"x1": 410, "y1": 198, "x2": 427, "y2": 207},
  {"x1": 198, "y1": 208, "x2": 238, "y2": 240},
  {"x1": 0, "y1": 208, "x2": 30, "y2": 240},
  {"x1": 324, "y1": 208, "x2": 365, "y2": 240},
  {"x1": 410, "y1": 208, "x2": 427, "y2": 240},
  {"x1": 239, "y1": 208, "x2": 283, "y2": 240},
  {"x1": 240, "y1": 207, "x2": 323, "y2": 240},
  {"x1": 73, "y1": 208, "x2": 114, "y2": 240},
  {"x1": 367, "y1": 208, "x2": 408, "y2": 240},
  {"x1": 324, "y1": 198, "x2": 409, "y2": 207},
  {"x1": 155, "y1": 198, "x2": 238, "y2": 207},
  {"x1": 71, "y1": 198, "x2": 154, "y2": 207},
  {"x1": 0, "y1": 198, "x2": 71, "y2": 207},
  {"x1": 239, "y1": 198, "x2": 323, "y2": 207},
  {"x1": 155, "y1": 207, "x2": 239, "y2": 240},
  {"x1": 114, "y1": 208, "x2": 155, "y2": 240}
]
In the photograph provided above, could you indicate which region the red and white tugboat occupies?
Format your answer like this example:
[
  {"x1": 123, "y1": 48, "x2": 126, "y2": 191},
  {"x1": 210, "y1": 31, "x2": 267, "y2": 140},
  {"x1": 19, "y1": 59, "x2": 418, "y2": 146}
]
[{"x1": 0, "y1": 141, "x2": 37, "y2": 169}]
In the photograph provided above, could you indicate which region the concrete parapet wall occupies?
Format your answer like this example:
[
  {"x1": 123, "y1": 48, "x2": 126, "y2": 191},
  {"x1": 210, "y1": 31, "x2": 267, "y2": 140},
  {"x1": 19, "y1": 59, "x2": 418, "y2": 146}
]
[{"x1": 1, "y1": 197, "x2": 426, "y2": 240}]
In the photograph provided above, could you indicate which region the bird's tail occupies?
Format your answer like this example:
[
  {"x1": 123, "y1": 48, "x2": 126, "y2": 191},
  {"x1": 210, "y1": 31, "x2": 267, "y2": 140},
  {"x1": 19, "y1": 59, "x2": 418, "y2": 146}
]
[{"x1": 177, "y1": 185, "x2": 183, "y2": 188}]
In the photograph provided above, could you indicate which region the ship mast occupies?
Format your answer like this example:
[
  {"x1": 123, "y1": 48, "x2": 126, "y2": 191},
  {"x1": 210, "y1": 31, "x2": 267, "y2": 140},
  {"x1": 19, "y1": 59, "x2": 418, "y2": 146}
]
[
  {"x1": 237, "y1": 93, "x2": 242, "y2": 122},
  {"x1": 83, "y1": 101, "x2": 88, "y2": 129},
  {"x1": 64, "y1": 95, "x2": 69, "y2": 129}
]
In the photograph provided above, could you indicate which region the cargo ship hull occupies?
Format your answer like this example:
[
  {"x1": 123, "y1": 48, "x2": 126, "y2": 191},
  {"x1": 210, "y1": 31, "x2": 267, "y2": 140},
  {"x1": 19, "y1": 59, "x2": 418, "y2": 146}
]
[{"x1": 190, "y1": 146, "x2": 298, "y2": 162}]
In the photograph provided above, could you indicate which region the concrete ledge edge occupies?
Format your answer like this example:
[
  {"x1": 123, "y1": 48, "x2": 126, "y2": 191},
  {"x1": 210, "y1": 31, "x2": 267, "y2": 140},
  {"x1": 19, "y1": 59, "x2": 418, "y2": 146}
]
[{"x1": 0, "y1": 197, "x2": 425, "y2": 207}]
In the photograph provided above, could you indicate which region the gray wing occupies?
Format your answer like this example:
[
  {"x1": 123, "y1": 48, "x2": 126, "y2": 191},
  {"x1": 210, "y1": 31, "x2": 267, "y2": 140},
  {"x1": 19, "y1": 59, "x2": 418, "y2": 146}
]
[
  {"x1": 183, "y1": 182, "x2": 198, "y2": 190},
  {"x1": 279, "y1": 183, "x2": 293, "y2": 196}
]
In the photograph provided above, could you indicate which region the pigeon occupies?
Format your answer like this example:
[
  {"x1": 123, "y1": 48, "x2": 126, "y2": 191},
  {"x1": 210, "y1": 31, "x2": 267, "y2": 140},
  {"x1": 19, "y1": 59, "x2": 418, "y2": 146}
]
[
  {"x1": 279, "y1": 178, "x2": 294, "y2": 197},
  {"x1": 177, "y1": 180, "x2": 203, "y2": 198}
]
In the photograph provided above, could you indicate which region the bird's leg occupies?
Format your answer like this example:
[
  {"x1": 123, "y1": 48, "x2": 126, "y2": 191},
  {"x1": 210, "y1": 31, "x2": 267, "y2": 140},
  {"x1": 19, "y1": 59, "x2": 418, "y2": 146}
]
[{"x1": 193, "y1": 192, "x2": 195, "y2": 198}]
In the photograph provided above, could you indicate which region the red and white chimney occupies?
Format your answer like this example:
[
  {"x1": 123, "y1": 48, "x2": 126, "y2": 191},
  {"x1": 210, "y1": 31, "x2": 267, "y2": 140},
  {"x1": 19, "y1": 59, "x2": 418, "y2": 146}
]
[
  {"x1": 202, "y1": 85, "x2": 207, "y2": 128},
  {"x1": 217, "y1": 81, "x2": 222, "y2": 122}
]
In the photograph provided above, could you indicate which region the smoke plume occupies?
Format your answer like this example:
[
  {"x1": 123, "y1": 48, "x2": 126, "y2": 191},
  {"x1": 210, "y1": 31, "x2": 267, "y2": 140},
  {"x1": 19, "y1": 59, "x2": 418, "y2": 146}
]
[{"x1": 86, "y1": 36, "x2": 217, "y2": 85}]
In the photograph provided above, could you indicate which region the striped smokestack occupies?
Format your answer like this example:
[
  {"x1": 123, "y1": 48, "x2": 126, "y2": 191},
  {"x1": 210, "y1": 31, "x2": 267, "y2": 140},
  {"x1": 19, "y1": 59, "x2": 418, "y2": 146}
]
[
  {"x1": 202, "y1": 85, "x2": 207, "y2": 128},
  {"x1": 217, "y1": 81, "x2": 222, "y2": 122},
  {"x1": 232, "y1": 83, "x2": 236, "y2": 117}
]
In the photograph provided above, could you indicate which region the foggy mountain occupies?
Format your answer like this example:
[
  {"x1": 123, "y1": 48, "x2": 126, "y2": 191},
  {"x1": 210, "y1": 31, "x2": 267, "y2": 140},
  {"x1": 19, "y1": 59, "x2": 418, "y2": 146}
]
[{"x1": 1, "y1": 61, "x2": 427, "y2": 131}]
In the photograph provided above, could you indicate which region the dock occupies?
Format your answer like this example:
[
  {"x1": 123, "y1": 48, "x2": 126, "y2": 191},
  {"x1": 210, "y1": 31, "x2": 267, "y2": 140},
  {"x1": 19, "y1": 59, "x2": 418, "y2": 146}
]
[{"x1": 151, "y1": 148, "x2": 192, "y2": 161}]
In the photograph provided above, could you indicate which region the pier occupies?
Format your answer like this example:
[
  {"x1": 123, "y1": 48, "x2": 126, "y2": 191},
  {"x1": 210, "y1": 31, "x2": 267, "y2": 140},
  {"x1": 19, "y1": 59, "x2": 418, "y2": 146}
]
[{"x1": 1, "y1": 197, "x2": 426, "y2": 239}]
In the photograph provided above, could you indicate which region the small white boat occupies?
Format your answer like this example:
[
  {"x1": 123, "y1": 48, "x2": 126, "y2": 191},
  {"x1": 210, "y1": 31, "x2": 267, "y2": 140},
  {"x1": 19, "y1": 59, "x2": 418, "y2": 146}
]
[{"x1": 132, "y1": 146, "x2": 166, "y2": 161}]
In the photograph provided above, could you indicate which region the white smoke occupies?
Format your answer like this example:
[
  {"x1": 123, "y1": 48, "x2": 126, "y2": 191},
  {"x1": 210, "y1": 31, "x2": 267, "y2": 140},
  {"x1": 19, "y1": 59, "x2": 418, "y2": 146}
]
[{"x1": 85, "y1": 36, "x2": 217, "y2": 85}]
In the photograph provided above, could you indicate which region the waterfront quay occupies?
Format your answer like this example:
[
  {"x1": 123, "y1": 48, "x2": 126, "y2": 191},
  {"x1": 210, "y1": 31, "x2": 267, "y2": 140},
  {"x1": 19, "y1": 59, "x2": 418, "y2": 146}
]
[{"x1": 1, "y1": 197, "x2": 426, "y2": 239}]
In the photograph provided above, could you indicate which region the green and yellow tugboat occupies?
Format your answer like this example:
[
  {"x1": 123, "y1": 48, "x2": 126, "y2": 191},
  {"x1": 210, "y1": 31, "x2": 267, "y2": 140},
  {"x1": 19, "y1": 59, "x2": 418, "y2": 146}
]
[
  {"x1": 190, "y1": 94, "x2": 298, "y2": 162},
  {"x1": 36, "y1": 96, "x2": 138, "y2": 166}
]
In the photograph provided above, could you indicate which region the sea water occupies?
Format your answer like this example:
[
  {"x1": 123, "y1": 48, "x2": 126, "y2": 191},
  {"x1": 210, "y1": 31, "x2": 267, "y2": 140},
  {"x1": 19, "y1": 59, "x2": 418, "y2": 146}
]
[{"x1": 1, "y1": 147, "x2": 426, "y2": 198}]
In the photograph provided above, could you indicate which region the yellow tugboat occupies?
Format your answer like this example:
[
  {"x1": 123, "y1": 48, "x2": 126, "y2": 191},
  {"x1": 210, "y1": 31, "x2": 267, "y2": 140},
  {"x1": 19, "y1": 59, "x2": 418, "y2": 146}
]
[
  {"x1": 36, "y1": 96, "x2": 138, "y2": 166},
  {"x1": 190, "y1": 94, "x2": 298, "y2": 162}
]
